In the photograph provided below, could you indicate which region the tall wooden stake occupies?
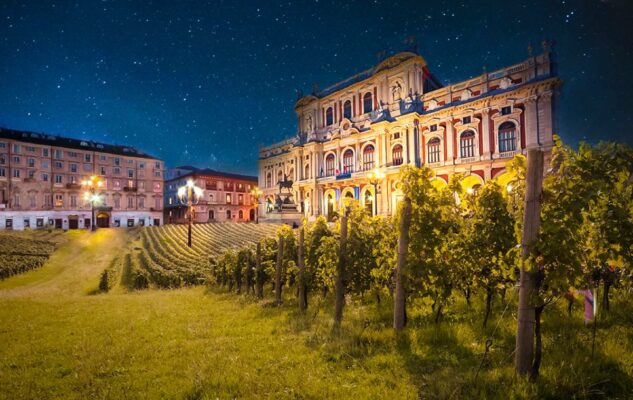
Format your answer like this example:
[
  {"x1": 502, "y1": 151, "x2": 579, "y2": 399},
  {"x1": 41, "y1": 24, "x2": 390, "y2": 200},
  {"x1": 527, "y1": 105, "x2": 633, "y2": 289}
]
[
  {"x1": 333, "y1": 207, "x2": 349, "y2": 330},
  {"x1": 297, "y1": 226, "x2": 307, "y2": 312},
  {"x1": 394, "y1": 196, "x2": 412, "y2": 331},
  {"x1": 255, "y1": 242, "x2": 263, "y2": 299},
  {"x1": 516, "y1": 148, "x2": 544, "y2": 377},
  {"x1": 275, "y1": 235, "x2": 284, "y2": 305}
]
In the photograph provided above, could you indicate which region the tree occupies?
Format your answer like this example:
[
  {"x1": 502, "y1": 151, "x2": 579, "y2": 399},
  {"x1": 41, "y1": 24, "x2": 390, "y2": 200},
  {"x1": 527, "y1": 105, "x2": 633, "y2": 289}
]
[
  {"x1": 399, "y1": 165, "x2": 446, "y2": 323},
  {"x1": 466, "y1": 181, "x2": 515, "y2": 328}
]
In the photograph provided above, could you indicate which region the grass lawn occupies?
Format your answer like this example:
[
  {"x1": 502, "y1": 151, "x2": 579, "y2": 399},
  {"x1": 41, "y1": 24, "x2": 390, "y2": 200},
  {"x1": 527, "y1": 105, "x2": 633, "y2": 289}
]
[{"x1": 0, "y1": 229, "x2": 631, "y2": 399}]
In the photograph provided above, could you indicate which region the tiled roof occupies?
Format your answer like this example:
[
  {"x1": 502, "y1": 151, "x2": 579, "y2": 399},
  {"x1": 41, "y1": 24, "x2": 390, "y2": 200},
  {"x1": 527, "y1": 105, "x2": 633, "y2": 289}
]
[
  {"x1": 167, "y1": 166, "x2": 257, "y2": 182},
  {"x1": 0, "y1": 127, "x2": 159, "y2": 160}
]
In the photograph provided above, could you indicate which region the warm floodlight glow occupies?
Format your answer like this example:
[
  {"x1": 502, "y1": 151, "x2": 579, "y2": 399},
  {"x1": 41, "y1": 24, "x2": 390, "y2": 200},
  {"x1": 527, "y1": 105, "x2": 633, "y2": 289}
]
[
  {"x1": 506, "y1": 184, "x2": 513, "y2": 193},
  {"x1": 186, "y1": 179, "x2": 194, "y2": 188},
  {"x1": 466, "y1": 187, "x2": 474, "y2": 195}
]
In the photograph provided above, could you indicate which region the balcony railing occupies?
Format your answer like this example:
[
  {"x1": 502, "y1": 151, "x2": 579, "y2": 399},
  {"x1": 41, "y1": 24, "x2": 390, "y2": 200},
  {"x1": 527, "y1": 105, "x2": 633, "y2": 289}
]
[
  {"x1": 66, "y1": 183, "x2": 81, "y2": 189},
  {"x1": 123, "y1": 186, "x2": 138, "y2": 192}
]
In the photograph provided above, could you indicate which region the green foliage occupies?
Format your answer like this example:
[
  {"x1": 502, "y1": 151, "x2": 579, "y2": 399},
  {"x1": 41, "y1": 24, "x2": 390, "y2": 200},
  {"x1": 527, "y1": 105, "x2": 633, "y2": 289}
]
[{"x1": 536, "y1": 139, "x2": 633, "y2": 301}]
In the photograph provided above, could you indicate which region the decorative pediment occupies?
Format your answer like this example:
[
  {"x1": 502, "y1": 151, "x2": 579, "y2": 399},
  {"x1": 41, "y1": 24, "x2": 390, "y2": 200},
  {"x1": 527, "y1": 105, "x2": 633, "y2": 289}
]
[{"x1": 499, "y1": 77, "x2": 513, "y2": 90}]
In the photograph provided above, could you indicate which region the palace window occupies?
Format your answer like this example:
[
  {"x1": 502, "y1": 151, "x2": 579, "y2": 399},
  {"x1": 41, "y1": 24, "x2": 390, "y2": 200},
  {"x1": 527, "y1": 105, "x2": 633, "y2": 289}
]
[
  {"x1": 462, "y1": 116, "x2": 471, "y2": 124},
  {"x1": 226, "y1": 210, "x2": 231, "y2": 219},
  {"x1": 501, "y1": 106, "x2": 512, "y2": 115},
  {"x1": 127, "y1": 196, "x2": 134, "y2": 208},
  {"x1": 343, "y1": 100, "x2": 352, "y2": 119},
  {"x1": 226, "y1": 193, "x2": 232, "y2": 204},
  {"x1": 54, "y1": 194, "x2": 63, "y2": 207},
  {"x1": 304, "y1": 164, "x2": 310, "y2": 180},
  {"x1": 342, "y1": 149, "x2": 354, "y2": 173},
  {"x1": 427, "y1": 137, "x2": 441, "y2": 164},
  {"x1": 326, "y1": 107, "x2": 333, "y2": 126},
  {"x1": 363, "y1": 92, "x2": 373, "y2": 114},
  {"x1": 266, "y1": 172, "x2": 272, "y2": 187},
  {"x1": 325, "y1": 153, "x2": 335, "y2": 176},
  {"x1": 392, "y1": 144, "x2": 403, "y2": 166},
  {"x1": 138, "y1": 197, "x2": 145, "y2": 209},
  {"x1": 430, "y1": 124, "x2": 437, "y2": 132},
  {"x1": 239, "y1": 210, "x2": 244, "y2": 219},
  {"x1": 498, "y1": 121, "x2": 517, "y2": 152},
  {"x1": 460, "y1": 130, "x2": 476, "y2": 158},
  {"x1": 362, "y1": 145, "x2": 375, "y2": 171}
]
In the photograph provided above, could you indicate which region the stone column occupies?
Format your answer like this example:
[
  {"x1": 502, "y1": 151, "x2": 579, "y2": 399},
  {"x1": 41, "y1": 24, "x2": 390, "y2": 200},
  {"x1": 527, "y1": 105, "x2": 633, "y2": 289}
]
[
  {"x1": 524, "y1": 96, "x2": 539, "y2": 149},
  {"x1": 482, "y1": 108, "x2": 491, "y2": 159},
  {"x1": 446, "y1": 119, "x2": 454, "y2": 162}
]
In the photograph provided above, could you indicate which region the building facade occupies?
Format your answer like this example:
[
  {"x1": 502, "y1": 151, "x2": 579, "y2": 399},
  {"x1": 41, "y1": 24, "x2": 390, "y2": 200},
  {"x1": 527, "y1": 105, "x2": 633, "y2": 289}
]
[
  {"x1": 258, "y1": 46, "x2": 560, "y2": 220},
  {"x1": 0, "y1": 129, "x2": 164, "y2": 230},
  {"x1": 164, "y1": 167, "x2": 258, "y2": 223}
]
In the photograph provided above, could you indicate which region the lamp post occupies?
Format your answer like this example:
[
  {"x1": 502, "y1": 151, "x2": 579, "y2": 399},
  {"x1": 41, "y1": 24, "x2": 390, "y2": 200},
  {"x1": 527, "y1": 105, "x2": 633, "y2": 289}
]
[
  {"x1": 81, "y1": 176, "x2": 104, "y2": 231},
  {"x1": 367, "y1": 168, "x2": 384, "y2": 216},
  {"x1": 177, "y1": 179, "x2": 203, "y2": 248},
  {"x1": 250, "y1": 186, "x2": 263, "y2": 224}
]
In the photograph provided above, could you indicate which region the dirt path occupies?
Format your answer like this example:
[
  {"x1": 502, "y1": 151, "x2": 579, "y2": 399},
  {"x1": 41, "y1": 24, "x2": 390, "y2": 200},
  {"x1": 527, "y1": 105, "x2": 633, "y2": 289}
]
[{"x1": 0, "y1": 228, "x2": 128, "y2": 299}]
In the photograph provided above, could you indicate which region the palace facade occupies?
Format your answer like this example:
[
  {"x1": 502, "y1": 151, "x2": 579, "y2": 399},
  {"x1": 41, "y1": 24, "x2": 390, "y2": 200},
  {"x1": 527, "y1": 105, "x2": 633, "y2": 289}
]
[
  {"x1": 258, "y1": 46, "x2": 560, "y2": 220},
  {"x1": 164, "y1": 167, "x2": 258, "y2": 223},
  {"x1": 0, "y1": 128, "x2": 164, "y2": 230}
]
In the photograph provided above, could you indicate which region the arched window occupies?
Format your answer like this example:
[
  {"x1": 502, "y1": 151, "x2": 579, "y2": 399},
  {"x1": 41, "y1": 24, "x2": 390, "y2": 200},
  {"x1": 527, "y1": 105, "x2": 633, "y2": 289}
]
[
  {"x1": 208, "y1": 210, "x2": 214, "y2": 220},
  {"x1": 498, "y1": 121, "x2": 517, "y2": 152},
  {"x1": 362, "y1": 145, "x2": 375, "y2": 171},
  {"x1": 427, "y1": 137, "x2": 441, "y2": 164},
  {"x1": 226, "y1": 210, "x2": 231, "y2": 219},
  {"x1": 266, "y1": 173, "x2": 272, "y2": 188},
  {"x1": 326, "y1": 107, "x2": 333, "y2": 126},
  {"x1": 392, "y1": 144, "x2": 403, "y2": 166},
  {"x1": 209, "y1": 194, "x2": 214, "y2": 203},
  {"x1": 343, "y1": 100, "x2": 352, "y2": 119},
  {"x1": 460, "y1": 130, "x2": 476, "y2": 158},
  {"x1": 304, "y1": 164, "x2": 310, "y2": 180},
  {"x1": 277, "y1": 170, "x2": 283, "y2": 184},
  {"x1": 342, "y1": 149, "x2": 354, "y2": 173},
  {"x1": 325, "y1": 153, "x2": 335, "y2": 176},
  {"x1": 238, "y1": 210, "x2": 243, "y2": 219},
  {"x1": 288, "y1": 168, "x2": 294, "y2": 181},
  {"x1": 363, "y1": 92, "x2": 373, "y2": 114}
]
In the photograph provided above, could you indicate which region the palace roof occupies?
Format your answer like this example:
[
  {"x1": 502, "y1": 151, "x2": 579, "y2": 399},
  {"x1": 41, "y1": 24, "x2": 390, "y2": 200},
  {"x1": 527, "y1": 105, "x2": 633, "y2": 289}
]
[{"x1": 0, "y1": 127, "x2": 159, "y2": 160}]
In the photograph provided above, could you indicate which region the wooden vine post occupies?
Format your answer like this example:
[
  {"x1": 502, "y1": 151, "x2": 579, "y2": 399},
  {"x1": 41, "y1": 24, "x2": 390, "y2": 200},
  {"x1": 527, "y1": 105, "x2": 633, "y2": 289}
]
[
  {"x1": 255, "y1": 242, "x2": 264, "y2": 299},
  {"x1": 515, "y1": 148, "x2": 544, "y2": 377},
  {"x1": 333, "y1": 207, "x2": 349, "y2": 330},
  {"x1": 275, "y1": 235, "x2": 284, "y2": 305},
  {"x1": 297, "y1": 225, "x2": 307, "y2": 312},
  {"x1": 394, "y1": 196, "x2": 412, "y2": 331}
]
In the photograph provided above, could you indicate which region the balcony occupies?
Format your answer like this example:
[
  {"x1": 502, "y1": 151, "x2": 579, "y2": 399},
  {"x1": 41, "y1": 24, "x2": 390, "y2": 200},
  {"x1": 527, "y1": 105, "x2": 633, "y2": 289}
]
[
  {"x1": 66, "y1": 183, "x2": 81, "y2": 189},
  {"x1": 123, "y1": 186, "x2": 138, "y2": 192},
  {"x1": 206, "y1": 184, "x2": 217, "y2": 190}
]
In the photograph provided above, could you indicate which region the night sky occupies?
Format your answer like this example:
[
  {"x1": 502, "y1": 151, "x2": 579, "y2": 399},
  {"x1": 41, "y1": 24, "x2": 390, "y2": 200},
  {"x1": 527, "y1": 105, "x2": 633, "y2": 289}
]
[{"x1": 1, "y1": 1, "x2": 632, "y2": 175}]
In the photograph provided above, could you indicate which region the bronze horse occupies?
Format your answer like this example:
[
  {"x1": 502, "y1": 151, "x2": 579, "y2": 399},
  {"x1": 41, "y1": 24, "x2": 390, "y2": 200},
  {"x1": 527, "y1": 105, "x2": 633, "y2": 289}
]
[{"x1": 278, "y1": 173, "x2": 293, "y2": 193}]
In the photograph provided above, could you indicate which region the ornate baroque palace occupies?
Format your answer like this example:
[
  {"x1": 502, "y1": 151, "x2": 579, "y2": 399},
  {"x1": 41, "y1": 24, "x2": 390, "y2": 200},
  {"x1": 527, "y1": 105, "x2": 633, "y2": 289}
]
[
  {"x1": 0, "y1": 128, "x2": 164, "y2": 230},
  {"x1": 258, "y1": 44, "x2": 560, "y2": 220}
]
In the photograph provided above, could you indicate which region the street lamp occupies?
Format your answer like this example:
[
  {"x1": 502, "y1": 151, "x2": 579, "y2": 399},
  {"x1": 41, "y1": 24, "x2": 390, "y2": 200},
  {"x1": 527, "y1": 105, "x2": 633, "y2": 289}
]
[
  {"x1": 367, "y1": 167, "x2": 384, "y2": 216},
  {"x1": 250, "y1": 186, "x2": 263, "y2": 224},
  {"x1": 177, "y1": 179, "x2": 203, "y2": 248},
  {"x1": 81, "y1": 176, "x2": 104, "y2": 231}
]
